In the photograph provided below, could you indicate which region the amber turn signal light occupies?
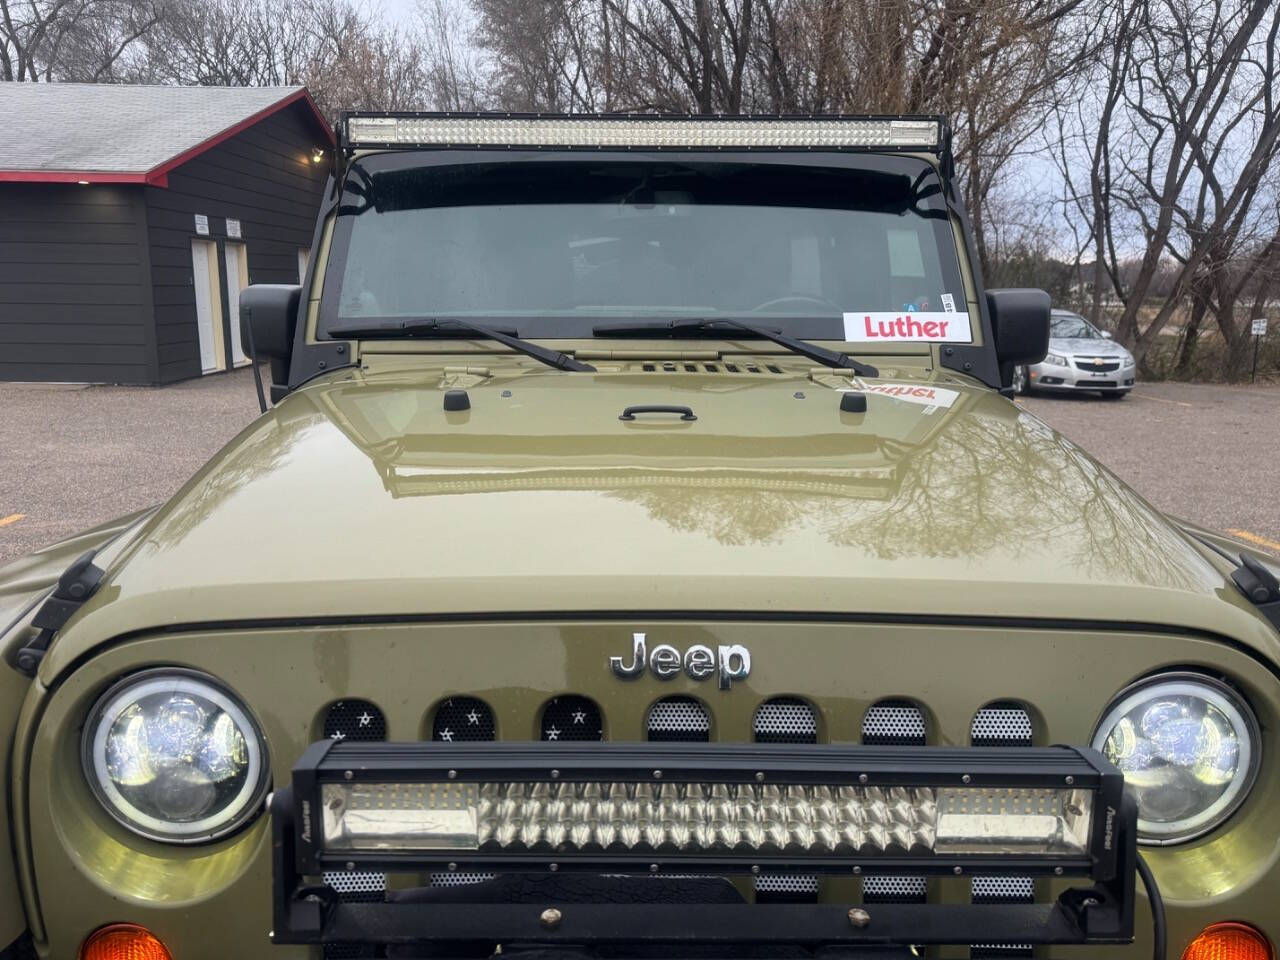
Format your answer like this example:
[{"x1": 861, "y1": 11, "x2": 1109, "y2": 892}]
[
  {"x1": 1182, "y1": 923, "x2": 1274, "y2": 960},
  {"x1": 80, "y1": 924, "x2": 173, "y2": 960}
]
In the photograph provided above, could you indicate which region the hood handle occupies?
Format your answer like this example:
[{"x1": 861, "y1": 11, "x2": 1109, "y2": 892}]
[{"x1": 619, "y1": 404, "x2": 697, "y2": 422}]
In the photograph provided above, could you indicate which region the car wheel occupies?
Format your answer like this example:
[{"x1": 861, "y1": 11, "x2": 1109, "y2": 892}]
[
  {"x1": 1012, "y1": 366, "x2": 1029, "y2": 394},
  {"x1": 1099, "y1": 391, "x2": 1125, "y2": 400}
]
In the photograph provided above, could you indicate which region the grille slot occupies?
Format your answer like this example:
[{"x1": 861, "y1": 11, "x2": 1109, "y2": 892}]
[
  {"x1": 1073, "y1": 358, "x2": 1120, "y2": 372},
  {"x1": 636, "y1": 361, "x2": 785, "y2": 374},
  {"x1": 647, "y1": 696, "x2": 710, "y2": 742},
  {"x1": 971, "y1": 702, "x2": 1033, "y2": 746},
  {"x1": 323, "y1": 699, "x2": 386, "y2": 742},
  {"x1": 322, "y1": 700, "x2": 387, "y2": 959},
  {"x1": 433, "y1": 697, "x2": 496, "y2": 742},
  {"x1": 542, "y1": 695, "x2": 604, "y2": 741},
  {"x1": 754, "y1": 698, "x2": 817, "y2": 902},
  {"x1": 971, "y1": 877, "x2": 1034, "y2": 901},
  {"x1": 971, "y1": 877, "x2": 1034, "y2": 957},
  {"x1": 323, "y1": 870, "x2": 386, "y2": 901},
  {"x1": 753, "y1": 697, "x2": 818, "y2": 744},
  {"x1": 970, "y1": 708, "x2": 1034, "y2": 958},
  {"x1": 754, "y1": 874, "x2": 819, "y2": 901},
  {"x1": 859, "y1": 699, "x2": 926, "y2": 905},
  {"x1": 862, "y1": 700, "x2": 926, "y2": 746},
  {"x1": 431, "y1": 871, "x2": 496, "y2": 887},
  {"x1": 862, "y1": 876, "x2": 927, "y2": 903}
]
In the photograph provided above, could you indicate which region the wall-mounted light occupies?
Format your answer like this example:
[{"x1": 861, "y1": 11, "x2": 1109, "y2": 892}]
[
  {"x1": 310, "y1": 148, "x2": 325, "y2": 164},
  {"x1": 77, "y1": 180, "x2": 89, "y2": 185}
]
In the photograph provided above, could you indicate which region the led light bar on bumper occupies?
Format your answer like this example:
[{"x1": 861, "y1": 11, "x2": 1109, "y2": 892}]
[
  {"x1": 344, "y1": 113, "x2": 942, "y2": 152},
  {"x1": 322, "y1": 780, "x2": 1093, "y2": 858},
  {"x1": 272, "y1": 741, "x2": 1138, "y2": 949}
]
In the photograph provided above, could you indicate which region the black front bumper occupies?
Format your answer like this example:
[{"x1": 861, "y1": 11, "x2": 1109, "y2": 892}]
[{"x1": 269, "y1": 742, "x2": 1138, "y2": 952}]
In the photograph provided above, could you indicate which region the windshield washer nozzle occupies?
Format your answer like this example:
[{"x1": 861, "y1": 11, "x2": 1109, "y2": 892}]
[{"x1": 840, "y1": 392, "x2": 867, "y2": 413}]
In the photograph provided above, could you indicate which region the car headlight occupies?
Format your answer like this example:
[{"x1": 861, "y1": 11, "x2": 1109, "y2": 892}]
[
  {"x1": 1122, "y1": 355, "x2": 1135, "y2": 368},
  {"x1": 1043, "y1": 352, "x2": 1067, "y2": 366},
  {"x1": 1091, "y1": 673, "x2": 1259, "y2": 844},
  {"x1": 82, "y1": 669, "x2": 270, "y2": 843}
]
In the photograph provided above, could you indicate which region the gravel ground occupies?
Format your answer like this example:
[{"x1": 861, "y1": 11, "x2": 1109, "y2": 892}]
[
  {"x1": 1019, "y1": 382, "x2": 1279, "y2": 555},
  {"x1": 1, "y1": 369, "x2": 1277, "y2": 567},
  {"x1": 0, "y1": 369, "x2": 265, "y2": 567}
]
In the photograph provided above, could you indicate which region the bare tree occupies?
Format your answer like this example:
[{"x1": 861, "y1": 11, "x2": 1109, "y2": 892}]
[
  {"x1": 1, "y1": 0, "x2": 162, "y2": 81},
  {"x1": 128, "y1": 0, "x2": 436, "y2": 118},
  {"x1": 466, "y1": 0, "x2": 1097, "y2": 272},
  {"x1": 1058, "y1": 0, "x2": 1280, "y2": 373}
]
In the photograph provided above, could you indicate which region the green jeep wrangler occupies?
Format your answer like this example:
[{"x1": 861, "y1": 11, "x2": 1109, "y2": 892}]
[{"x1": 2, "y1": 114, "x2": 1278, "y2": 960}]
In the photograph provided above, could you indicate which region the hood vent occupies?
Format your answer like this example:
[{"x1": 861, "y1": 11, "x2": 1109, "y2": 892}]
[{"x1": 638, "y1": 360, "x2": 784, "y2": 374}]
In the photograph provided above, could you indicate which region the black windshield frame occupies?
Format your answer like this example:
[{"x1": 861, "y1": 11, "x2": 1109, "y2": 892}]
[{"x1": 317, "y1": 150, "x2": 967, "y2": 343}]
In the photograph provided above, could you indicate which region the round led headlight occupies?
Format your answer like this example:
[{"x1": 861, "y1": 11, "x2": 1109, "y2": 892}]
[
  {"x1": 81, "y1": 669, "x2": 270, "y2": 843},
  {"x1": 1092, "y1": 672, "x2": 1259, "y2": 844}
]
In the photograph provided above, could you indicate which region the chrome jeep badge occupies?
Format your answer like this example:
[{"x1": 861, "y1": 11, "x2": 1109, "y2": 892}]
[{"x1": 609, "y1": 632, "x2": 751, "y2": 689}]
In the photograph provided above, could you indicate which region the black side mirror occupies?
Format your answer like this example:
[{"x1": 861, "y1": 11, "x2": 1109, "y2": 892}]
[
  {"x1": 240, "y1": 284, "x2": 300, "y2": 403},
  {"x1": 987, "y1": 288, "x2": 1050, "y2": 390}
]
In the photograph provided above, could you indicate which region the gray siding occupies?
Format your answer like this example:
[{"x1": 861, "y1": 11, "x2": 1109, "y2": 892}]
[
  {"x1": 0, "y1": 184, "x2": 155, "y2": 383},
  {"x1": 144, "y1": 100, "x2": 329, "y2": 383}
]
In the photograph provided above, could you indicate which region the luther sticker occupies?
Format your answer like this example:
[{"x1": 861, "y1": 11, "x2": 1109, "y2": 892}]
[
  {"x1": 843, "y1": 312, "x2": 972, "y2": 343},
  {"x1": 843, "y1": 383, "x2": 960, "y2": 410}
]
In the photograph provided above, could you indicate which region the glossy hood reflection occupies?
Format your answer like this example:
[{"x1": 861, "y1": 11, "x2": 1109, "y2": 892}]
[{"x1": 56, "y1": 367, "x2": 1259, "y2": 662}]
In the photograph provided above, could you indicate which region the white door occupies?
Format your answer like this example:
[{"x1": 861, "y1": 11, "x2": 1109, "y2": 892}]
[
  {"x1": 224, "y1": 242, "x2": 249, "y2": 366},
  {"x1": 191, "y1": 239, "x2": 220, "y2": 373}
]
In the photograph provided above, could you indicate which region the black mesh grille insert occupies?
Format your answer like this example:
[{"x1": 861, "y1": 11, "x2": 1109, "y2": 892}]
[
  {"x1": 754, "y1": 873, "x2": 819, "y2": 903},
  {"x1": 323, "y1": 700, "x2": 387, "y2": 742},
  {"x1": 753, "y1": 697, "x2": 817, "y2": 901},
  {"x1": 433, "y1": 697, "x2": 497, "y2": 742},
  {"x1": 862, "y1": 875, "x2": 927, "y2": 903},
  {"x1": 322, "y1": 700, "x2": 387, "y2": 959},
  {"x1": 647, "y1": 696, "x2": 711, "y2": 742},
  {"x1": 541, "y1": 695, "x2": 603, "y2": 741},
  {"x1": 431, "y1": 871, "x2": 497, "y2": 886},
  {"x1": 970, "y1": 715, "x2": 1034, "y2": 958},
  {"x1": 861, "y1": 699, "x2": 926, "y2": 746},
  {"x1": 971, "y1": 702, "x2": 1033, "y2": 747},
  {"x1": 752, "y1": 697, "x2": 818, "y2": 744},
  {"x1": 971, "y1": 877, "x2": 1034, "y2": 956}
]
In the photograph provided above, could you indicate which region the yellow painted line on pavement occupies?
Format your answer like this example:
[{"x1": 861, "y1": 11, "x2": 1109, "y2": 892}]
[
  {"x1": 1227, "y1": 529, "x2": 1280, "y2": 553},
  {"x1": 1132, "y1": 392, "x2": 1192, "y2": 407},
  {"x1": 0, "y1": 513, "x2": 25, "y2": 528}
]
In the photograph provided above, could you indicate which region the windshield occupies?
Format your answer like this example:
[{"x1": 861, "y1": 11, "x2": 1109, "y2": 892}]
[
  {"x1": 1050, "y1": 313, "x2": 1103, "y2": 339},
  {"x1": 320, "y1": 154, "x2": 968, "y2": 342}
]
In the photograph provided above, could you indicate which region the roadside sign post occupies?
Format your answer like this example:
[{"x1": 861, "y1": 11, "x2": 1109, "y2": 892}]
[{"x1": 1251, "y1": 318, "x2": 1268, "y2": 382}]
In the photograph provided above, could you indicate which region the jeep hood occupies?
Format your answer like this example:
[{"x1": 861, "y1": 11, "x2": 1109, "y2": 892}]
[{"x1": 43, "y1": 366, "x2": 1277, "y2": 675}]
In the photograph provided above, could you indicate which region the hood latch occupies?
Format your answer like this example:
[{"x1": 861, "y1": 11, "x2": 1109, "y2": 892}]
[
  {"x1": 1231, "y1": 553, "x2": 1280, "y2": 630},
  {"x1": 13, "y1": 549, "x2": 104, "y2": 677}
]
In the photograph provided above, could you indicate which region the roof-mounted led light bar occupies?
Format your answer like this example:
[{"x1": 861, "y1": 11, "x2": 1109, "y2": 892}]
[{"x1": 343, "y1": 113, "x2": 943, "y2": 152}]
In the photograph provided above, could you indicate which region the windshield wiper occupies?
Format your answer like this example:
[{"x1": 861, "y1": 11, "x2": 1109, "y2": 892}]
[
  {"x1": 592, "y1": 319, "x2": 878, "y2": 378},
  {"x1": 328, "y1": 318, "x2": 596, "y2": 372}
]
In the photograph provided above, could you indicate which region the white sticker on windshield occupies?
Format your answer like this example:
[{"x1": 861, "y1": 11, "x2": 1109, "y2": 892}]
[
  {"x1": 841, "y1": 383, "x2": 960, "y2": 410},
  {"x1": 940, "y1": 293, "x2": 957, "y2": 313},
  {"x1": 843, "y1": 312, "x2": 973, "y2": 343}
]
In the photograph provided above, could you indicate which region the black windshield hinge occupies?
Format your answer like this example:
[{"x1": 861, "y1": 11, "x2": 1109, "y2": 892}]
[
  {"x1": 1231, "y1": 554, "x2": 1280, "y2": 630},
  {"x1": 13, "y1": 550, "x2": 104, "y2": 677}
]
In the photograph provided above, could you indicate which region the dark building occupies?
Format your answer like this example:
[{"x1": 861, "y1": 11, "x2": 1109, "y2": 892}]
[{"x1": 0, "y1": 83, "x2": 332, "y2": 384}]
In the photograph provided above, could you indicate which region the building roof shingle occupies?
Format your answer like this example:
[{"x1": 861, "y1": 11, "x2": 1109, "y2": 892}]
[{"x1": 0, "y1": 83, "x2": 332, "y2": 183}]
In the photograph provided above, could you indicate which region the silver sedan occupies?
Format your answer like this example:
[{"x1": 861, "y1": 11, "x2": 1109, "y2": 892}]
[{"x1": 1014, "y1": 309, "x2": 1137, "y2": 399}]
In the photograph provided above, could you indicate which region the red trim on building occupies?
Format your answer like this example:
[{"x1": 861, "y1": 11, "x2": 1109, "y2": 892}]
[
  {"x1": 0, "y1": 170, "x2": 155, "y2": 185},
  {"x1": 143, "y1": 88, "x2": 334, "y2": 185},
  {"x1": 0, "y1": 88, "x2": 332, "y2": 187}
]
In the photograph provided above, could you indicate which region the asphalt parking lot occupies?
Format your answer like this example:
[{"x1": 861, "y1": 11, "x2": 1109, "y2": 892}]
[{"x1": 0, "y1": 370, "x2": 1277, "y2": 568}]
